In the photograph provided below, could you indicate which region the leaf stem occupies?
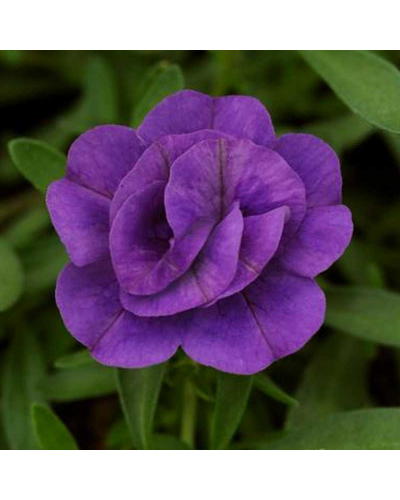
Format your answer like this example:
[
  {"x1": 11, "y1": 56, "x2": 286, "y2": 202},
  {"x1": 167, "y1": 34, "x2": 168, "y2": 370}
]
[{"x1": 180, "y1": 378, "x2": 197, "y2": 449}]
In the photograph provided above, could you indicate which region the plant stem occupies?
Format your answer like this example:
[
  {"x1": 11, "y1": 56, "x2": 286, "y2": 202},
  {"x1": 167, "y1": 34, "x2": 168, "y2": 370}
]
[{"x1": 180, "y1": 378, "x2": 197, "y2": 448}]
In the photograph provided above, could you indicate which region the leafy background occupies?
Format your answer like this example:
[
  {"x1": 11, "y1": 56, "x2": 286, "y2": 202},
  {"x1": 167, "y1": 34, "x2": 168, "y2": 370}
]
[{"x1": 1, "y1": 50, "x2": 400, "y2": 450}]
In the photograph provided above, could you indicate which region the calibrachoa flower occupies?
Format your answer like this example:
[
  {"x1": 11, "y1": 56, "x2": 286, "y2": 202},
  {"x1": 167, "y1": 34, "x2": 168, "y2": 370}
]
[{"x1": 47, "y1": 90, "x2": 353, "y2": 374}]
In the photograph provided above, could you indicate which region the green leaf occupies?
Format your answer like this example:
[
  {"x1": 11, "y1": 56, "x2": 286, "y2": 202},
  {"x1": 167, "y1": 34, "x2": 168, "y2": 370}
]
[
  {"x1": 303, "y1": 114, "x2": 373, "y2": 154},
  {"x1": 39, "y1": 363, "x2": 116, "y2": 402},
  {"x1": 268, "y1": 409, "x2": 400, "y2": 450},
  {"x1": 152, "y1": 434, "x2": 191, "y2": 450},
  {"x1": 82, "y1": 56, "x2": 119, "y2": 125},
  {"x1": 2, "y1": 330, "x2": 46, "y2": 449},
  {"x1": 325, "y1": 286, "x2": 400, "y2": 346},
  {"x1": 34, "y1": 310, "x2": 75, "y2": 364},
  {"x1": 337, "y1": 239, "x2": 384, "y2": 288},
  {"x1": 8, "y1": 138, "x2": 65, "y2": 193},
  {"x1": 21, "y1": 235, "x2": 68, "y2": 294},
  {"x1": 300, "y1": 50, "x2": 400, "y2": 133},
  {"x1": 211, "y1": 50, "x2": 243, "y2": 95},
  {"x1": 4, "y1": 207, "x2": 50, "y2": 250},
  {"x1": 31, "y1": 403, "x2": 78, "y2": 450},
  {"x1": 52, "y1": 57, "x2": 118, "y2": 134},
  {"x1": 210, "y1": 373, "x2": 253, "y2": 450},
  {"x1": 132, "y1": 64, "x2": 184, "y2": 127},
  {"x1": 0, "y1": 237, "x2": 23, "y2": 312},
  {"x1": 116, "y1": 363, "x2": 167, "y2": 450},
  {"x1": 0, "y1": 402, "x2": 8, "y2": 449},
  {"x1": 54, "y1": 349, "x2": 94, "y2": 369},
  {"x1": 285, "y1": 334, "x2": 373, "y2": 430},
  {"x1": 106, "y1": 418, "x2": 132, "y2": 450},
  {"x1": 254, "y1": 373, "x2": 298, "y2": 407},
  {"x1": 106, "y1": 420, "x2": 191, "y2": 450}
]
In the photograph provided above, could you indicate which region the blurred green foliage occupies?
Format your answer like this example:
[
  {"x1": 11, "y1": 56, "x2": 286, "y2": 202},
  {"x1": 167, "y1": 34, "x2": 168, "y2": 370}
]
[{"x1": 1, "y1": 50, "x2": 400, "y2": 450}]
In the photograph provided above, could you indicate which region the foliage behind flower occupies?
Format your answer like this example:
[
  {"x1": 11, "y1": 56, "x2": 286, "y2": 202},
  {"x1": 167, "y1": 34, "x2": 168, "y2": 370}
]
[{"x1": 47, "y1": 90, "x2": 353, "y2": 374}]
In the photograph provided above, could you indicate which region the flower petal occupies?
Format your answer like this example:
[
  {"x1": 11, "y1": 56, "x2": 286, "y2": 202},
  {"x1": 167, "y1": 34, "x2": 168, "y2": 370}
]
[
  {"x1": 47, "y1": 179, "x2": 110, "y2": 266},
  {"x1": 208, "y1": 206, "x2": 288, "y2": 303},
  {"x1": 110, "y1": 181, "x2": 213, "y2": 295},
  {"x1": 110, "y1": 130, "x2": 230, "y2": 222},
  {"x1": 90, "y1": 312, "x2": 181, "y2": 368},
  {"x1": 121, "y1": 205, "x2": 243, "y2": 316},
  {"x1": 56, "y1": 259, "x2": 122, "y2": 348},
  {"x1": 67, "y1": 125, "x2": 146, "y2": 198},
  {"x1": 157, "y1": 129, "x2": 232, "y2": 162},
  {"x1": 274, "y1": 133, "x2": 342, "y2": 207},
  {"x1": 278, "y1": 205, "x2": 353, "y2": 277},
  {"x1": 137, "y1": 90, "x2": 275, "y2": 146},
  {"x1": 182, "y1": 268, "x2": 325, "y2": 374},
  {"x1": 165, "y1": 138, "x2": 306, "y2": 240},
  {"x1": 137, "y1": 91, "x2": 212, "y2": 144},
  {"x1": 213, "y1": 95, "x2": 275, "y2": 146},
  {"x1": 110, "y1": 144, "x2": 169, "y2": 222},
  {"x1": 56, "y1": 259, "x2": 181, "y2": 368}
]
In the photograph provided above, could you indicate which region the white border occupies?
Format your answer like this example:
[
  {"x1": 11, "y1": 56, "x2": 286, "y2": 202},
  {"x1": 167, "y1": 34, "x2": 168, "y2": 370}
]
[
  {"x1": 0, "y1": 451, "x2": 398, "y2": 498},
  {"x1": 1, "y1": 1, "x2": 400, "y2": 49},
  {"x1": 1, "y1": 3, "x2": 399, "y2": 498}
]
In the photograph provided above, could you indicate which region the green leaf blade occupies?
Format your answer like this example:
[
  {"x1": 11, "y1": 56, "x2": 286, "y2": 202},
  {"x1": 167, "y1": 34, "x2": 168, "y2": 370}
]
[
  {"x1": 325, "y1": 286, "x2": 400, "y2": 346},
  {"x1": 2, "y1": 330, "x2": 46, "y2": 449},
  {"x1": 31, "y1": 403, "x2": 78, "y2": 450},
  {"x1": 4, "y1": 207, "x2": 51, "y2": 250},
  {"x1": 8, "y1": 138, "x2": 65, "y2": 192},
  {"x1": 54, "y1": 349, "x2": 94, "y2": 369},
  {"x1": 303, "y1": 114, "x2": 373, "y2": 155},
  {"x1": 300, "y1": 50, "x2": 400, "y2": 133},
  {"x1": 116, "y1": 363, "x2": 167, "y2": 450},
  {"x1": 21, "y1": 235, "x2": 68, "y2": 295},
  {"x1": 285, "y1": 334, "x2": 373, "y2": 430},
  {"x1": 132, "y1": 64, "x2": 184, "y2": 127},
  {"x1": 254, "y1": 373, "x2": 298, "y2": 407},
  {"x1": 211, "y1": 373, "x2": 253, "y2": 450},
  {"x1": 83, "y1": 56, "x2": 119, "y2": 125},
  {"x1": 269, "y1": 409, "x2": 400, "y2": 450},
  {"x1": 336, "y1": 240, "x2": 384, "y2": 288},
  {"x1": 39, "y1": 363, "x2": 116, "y2": 402},
  {"x1": 0, "y1": 237, "x2": 23, "y2": 312},
  {"x1": 152, "y1": 434, "x2": 191, "y2": 450}
]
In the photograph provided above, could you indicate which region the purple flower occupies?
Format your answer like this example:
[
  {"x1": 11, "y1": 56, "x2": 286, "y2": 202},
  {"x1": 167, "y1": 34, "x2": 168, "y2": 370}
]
[{"x1": 46, "y1": 90, "x2": 353, "y2": 375}]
